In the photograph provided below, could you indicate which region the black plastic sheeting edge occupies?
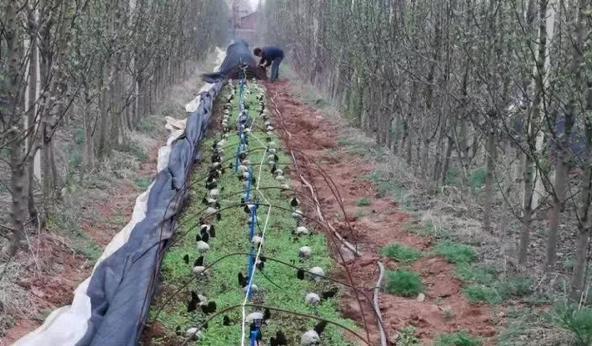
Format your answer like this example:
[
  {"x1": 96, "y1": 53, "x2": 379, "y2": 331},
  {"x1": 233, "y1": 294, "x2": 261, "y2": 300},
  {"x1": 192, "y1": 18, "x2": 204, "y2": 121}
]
[{"x1": 76, "y1": 81, "x2": 225, "y2": 346}]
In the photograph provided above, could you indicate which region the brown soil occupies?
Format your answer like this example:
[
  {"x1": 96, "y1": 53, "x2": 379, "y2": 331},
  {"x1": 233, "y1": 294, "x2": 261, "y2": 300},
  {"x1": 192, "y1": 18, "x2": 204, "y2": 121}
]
[
  {"x1": 1, "y1": 147, "x2": 159, "y2": 346},
  {"x1": 265, "y1": 80, "x2": 497, "y2": 345}
]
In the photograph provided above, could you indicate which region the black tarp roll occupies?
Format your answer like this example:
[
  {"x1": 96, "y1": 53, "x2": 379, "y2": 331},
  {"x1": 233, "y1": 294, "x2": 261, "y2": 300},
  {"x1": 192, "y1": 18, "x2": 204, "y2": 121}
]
[
  {"x1": 76, "y1": 81, "x2": 224, "y2": 346},
  {"x1": 201, "y1": 39, "x2": 266, "y2": 82}
]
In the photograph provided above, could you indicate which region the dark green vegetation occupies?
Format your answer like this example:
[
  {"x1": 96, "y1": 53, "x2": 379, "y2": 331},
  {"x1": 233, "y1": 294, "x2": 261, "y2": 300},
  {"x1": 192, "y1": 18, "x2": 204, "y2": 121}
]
[
  {"x1": 553, "y1": 304, "x2": 592, "y2": 346},
  {"x1": 356, "y1": 198, "x2": 372, "y2": 207},
  {"x1": 148, "y1": 83, "x2": 355, "y2": 345},
  {"x1": 434, "y1": 242, "x2": 477, "y2": 265},
  {"x1": 385, "y1": 270, "x2": 424, "y2": 297},
  {"x1": 435, "y1": 331, "x2": 482, "y2": 346}
]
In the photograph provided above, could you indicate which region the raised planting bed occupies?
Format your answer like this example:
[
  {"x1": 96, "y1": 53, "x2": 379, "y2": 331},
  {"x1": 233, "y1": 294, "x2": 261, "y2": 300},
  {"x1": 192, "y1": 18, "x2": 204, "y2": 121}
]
[{"x1": 145, "y1": 79, "x2": 359, "y2": 345}]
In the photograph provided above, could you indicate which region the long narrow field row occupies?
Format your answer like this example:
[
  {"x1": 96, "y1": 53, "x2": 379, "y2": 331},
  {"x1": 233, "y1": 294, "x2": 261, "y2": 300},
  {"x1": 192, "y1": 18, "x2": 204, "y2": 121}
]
[{"x1": 146, "y1": 78, "x2": 359, "y2": 345}]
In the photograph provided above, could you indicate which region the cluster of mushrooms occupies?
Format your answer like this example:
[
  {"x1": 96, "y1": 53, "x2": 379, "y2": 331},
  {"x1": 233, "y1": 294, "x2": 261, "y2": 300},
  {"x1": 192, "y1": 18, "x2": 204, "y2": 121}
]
[{"x1": 181, "y1": 81, "x2": 337, "y2": 345}]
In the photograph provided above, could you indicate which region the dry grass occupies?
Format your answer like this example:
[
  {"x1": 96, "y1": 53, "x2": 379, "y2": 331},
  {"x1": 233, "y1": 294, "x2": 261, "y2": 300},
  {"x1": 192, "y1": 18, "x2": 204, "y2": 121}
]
[{"x1": 0, "y1": 261, "x2": 30, "y2": 336}]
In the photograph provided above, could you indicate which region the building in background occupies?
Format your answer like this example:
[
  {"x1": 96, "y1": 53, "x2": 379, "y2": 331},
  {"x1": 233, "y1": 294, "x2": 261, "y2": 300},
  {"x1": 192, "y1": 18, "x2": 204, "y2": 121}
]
[{"x1": 231, "y1": 0, "x2": 261, "y2": 45}]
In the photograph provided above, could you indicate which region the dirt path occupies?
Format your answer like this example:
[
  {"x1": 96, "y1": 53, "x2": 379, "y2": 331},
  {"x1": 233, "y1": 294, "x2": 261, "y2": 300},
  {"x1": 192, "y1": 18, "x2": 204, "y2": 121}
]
[
  {"x1": 1, "y1": 148, "x2": 159, "y2": 346},
  {"x1": 266, "y1": 80, "x2": 497, "y2": 345}
]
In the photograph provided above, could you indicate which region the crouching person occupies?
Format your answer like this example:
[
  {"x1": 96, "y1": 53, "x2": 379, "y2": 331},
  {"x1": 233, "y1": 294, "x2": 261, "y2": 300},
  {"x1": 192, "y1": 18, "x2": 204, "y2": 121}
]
[{"x1": 254, "y1": 46, "x2": 284, "y2": 82}]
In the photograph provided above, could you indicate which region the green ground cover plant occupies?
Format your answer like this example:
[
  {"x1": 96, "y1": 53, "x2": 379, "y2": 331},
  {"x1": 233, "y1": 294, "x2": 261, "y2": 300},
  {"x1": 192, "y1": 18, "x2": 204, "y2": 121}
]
[{"x1": 148, "y1": 82, "x2": 356, "y2": 345}]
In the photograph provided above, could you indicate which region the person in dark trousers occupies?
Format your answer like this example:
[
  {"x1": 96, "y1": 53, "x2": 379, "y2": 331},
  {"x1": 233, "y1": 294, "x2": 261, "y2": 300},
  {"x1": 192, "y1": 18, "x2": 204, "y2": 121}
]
[{"x1": 254, "y1": 47, "x2": 284, "y2": 82}]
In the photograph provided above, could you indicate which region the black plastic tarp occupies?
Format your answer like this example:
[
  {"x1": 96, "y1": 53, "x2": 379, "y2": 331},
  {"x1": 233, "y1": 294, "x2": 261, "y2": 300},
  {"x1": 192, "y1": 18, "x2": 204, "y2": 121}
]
[
  {"x1": 76, "y1": 81, "x2": 224, "y2": 346},
  {"x1": 202, "y1": 39, "x2": 266, "y2": 82}
]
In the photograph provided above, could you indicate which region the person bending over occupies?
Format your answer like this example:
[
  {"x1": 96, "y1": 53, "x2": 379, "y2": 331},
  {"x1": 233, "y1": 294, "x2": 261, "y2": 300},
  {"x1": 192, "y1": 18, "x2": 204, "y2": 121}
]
[{"x1": 254, "y1": 46, "x2": 284, "y2": 82}]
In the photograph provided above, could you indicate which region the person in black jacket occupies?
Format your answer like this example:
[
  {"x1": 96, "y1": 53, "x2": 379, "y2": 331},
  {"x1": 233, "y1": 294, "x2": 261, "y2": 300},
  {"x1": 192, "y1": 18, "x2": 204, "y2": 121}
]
[{"x1": 254, "y1": 46, "x2": 284, "y2": 82}]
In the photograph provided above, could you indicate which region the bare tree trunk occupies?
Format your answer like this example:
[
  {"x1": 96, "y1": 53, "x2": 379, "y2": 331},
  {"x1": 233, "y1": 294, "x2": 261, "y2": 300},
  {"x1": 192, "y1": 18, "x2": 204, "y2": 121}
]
[
  {"x1": 519, "y1": 152, "x2": 535, "y2": 265},
  {"x1": 519, "y1": 0, "x2": 547, "y2": 266},
  {"x1": 483, "y1": 129, "x2": 497, "y2": 233},
  {"x1": 571, "y1": 164, "x2": 591, "y2": 301},
  {"x1": 8, "y1": 130, "x2": 28, "y2": 256},
  {"x1": 441, "y1": 135, "x2": 454, "y2": 186},
  {"x1": 4, "y1": 1, "x2": 28, "y2": 256},
  {"x1": 568, "y1": 0, "x2": 588, "y2": 300}
]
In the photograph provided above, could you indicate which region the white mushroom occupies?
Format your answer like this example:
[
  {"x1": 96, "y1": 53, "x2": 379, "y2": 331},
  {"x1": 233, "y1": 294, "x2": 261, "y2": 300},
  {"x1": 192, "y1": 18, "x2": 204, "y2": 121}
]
[
  {"x1": 292, "y1": 210, "x2": 304, "y2": 221},
  {"x1": 204, "y1": 197, "x2": 217, "y2": 205},
  {"x1": 197, "y1": 241, "x2": 210, "y2": 253},
  {"x1": 192, "y1": 265, "x2": 207, "y2": 274},
  {"x1": 185, "y1": 327, "x2": 204, "y2": 340},
  {"x1": 247, "y1": 216, "x2": 261, "y2": 225},
  {"x1": 308, "y1": 267, "x2": 325, "y2": 282},
  {"x1": 205, "y1": 206, "x2": 218, "y2": 216},
  {"x1": 243, "y1": 283, "x2": 259, "y2": 293},
  {"x1": 208, "y1": 188, "x2": 220, "y2": 198},
  {"x1": 252, "y1": 235, "x2": 264, "y2": 246},
  {"x1": 246, "y1": 311, "x2": 263, "y2": 323},
  {"x1": 305, "y1": 292, "x2": 321, "y2": 306},
  {"x1": 295, "y1": 226, "x2": 310, "y2": 236},
  {"x1": 299, "y1": 246, "x2": 312, "y2": 258},
  {"x1": 300, "y1": 330, "x2": 320, "y2": 346}
]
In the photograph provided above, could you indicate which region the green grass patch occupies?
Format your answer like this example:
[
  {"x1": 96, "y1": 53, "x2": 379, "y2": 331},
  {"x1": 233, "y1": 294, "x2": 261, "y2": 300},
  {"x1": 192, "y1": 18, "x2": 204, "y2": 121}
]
[
  {"x1": 455, "y1": 264, "x2": 497, "y2": 285},
  {"x1": 148, "y1": 83, "x2": 355, "y2": 345},
  {"x1": 385, "y1": 270, "x2": 424, "y2": 297},
  {"x1": 434, "y1": 242, "x2": 477, "y2": 264},
  {"x1": 496, "y1": 276, "x2": 532, "y2": 299},
  {"x1": 464, "y1": 284, "x2": 503, "y2": 304},
  {"x1": 356, "y1": 197, "x2": 371, "y2": 207},
  {"x1": 382, "y1": 243, "x2": 422, "y2": 263},
  {"x1": 553, "y1": 304, "x2": 592, "y2": 346},
  {"x1": 436, "y1": 331, "x2": 482, "y2": 346},
  {"x1": 399, "y1": 326, "x2": 420, "y2": 345},
  {"x1": 457, "y1": 264, "x2": 532, "y2": 304},
  {"x1": 134, "y1": 177, "x2": 152, "y2": 190},
  {"x1": 469, "y1": 167, "x2": 487, "y2": 191}
]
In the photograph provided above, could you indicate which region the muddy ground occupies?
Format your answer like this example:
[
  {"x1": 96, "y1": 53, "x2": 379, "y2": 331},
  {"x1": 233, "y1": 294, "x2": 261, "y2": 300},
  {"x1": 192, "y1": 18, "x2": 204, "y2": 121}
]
[{"x1": 265, "y1": 80, "x2": 498, "y2": 345}]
